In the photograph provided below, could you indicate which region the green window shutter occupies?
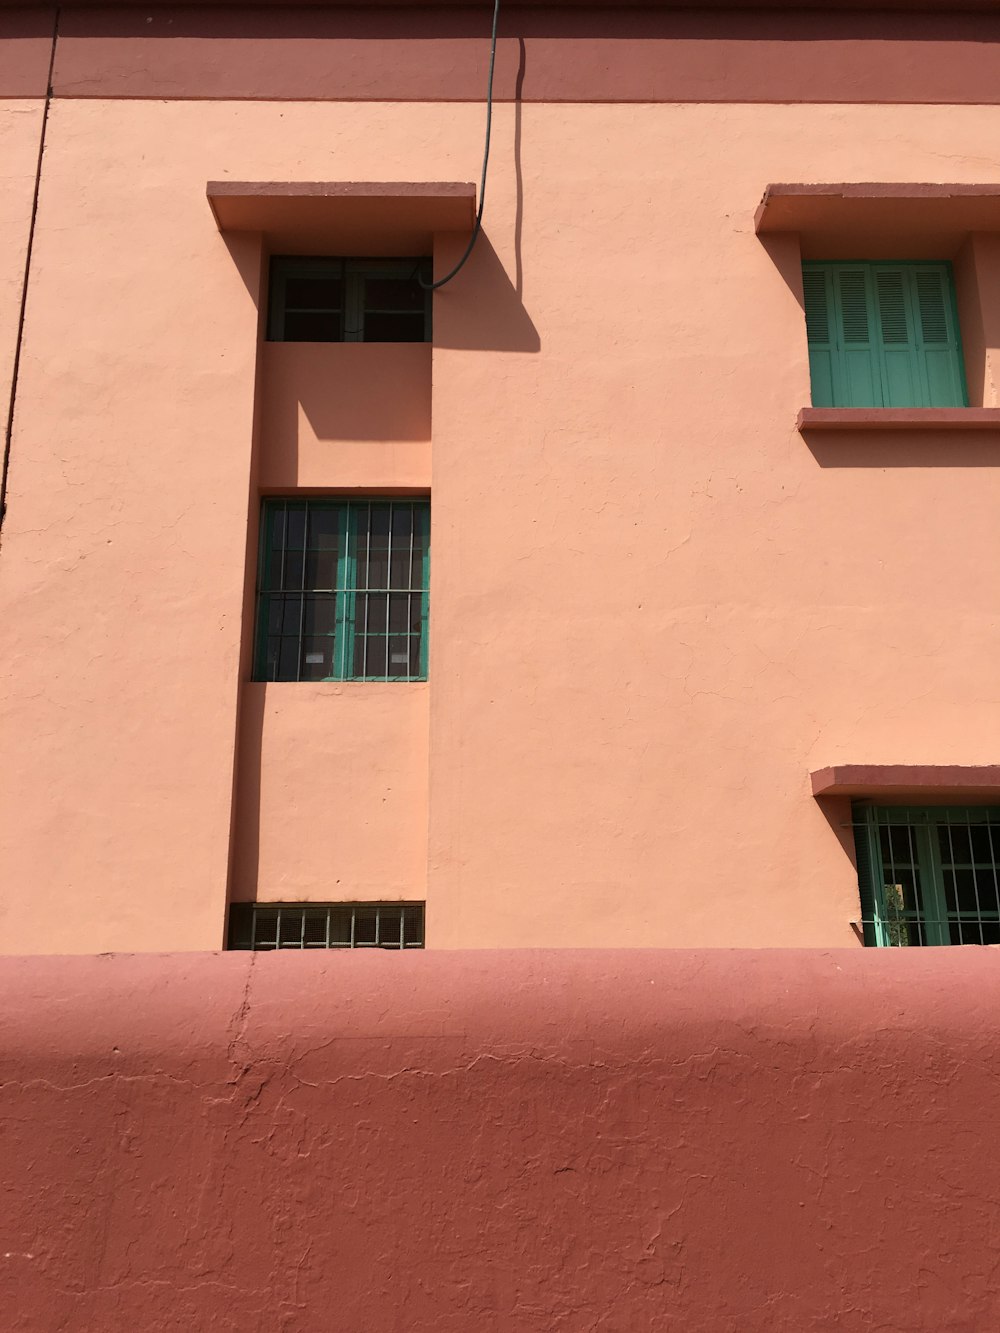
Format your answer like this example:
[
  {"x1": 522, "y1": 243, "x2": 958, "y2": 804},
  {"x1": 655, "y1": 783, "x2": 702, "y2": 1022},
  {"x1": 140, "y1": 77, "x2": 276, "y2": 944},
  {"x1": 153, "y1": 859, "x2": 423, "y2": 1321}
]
[
  {"x1": 912, "y1": 265, "x2": 967, "y2": 406},
  {"x1": 804, "y1": 262, "x2": 966, "y2": 408},
  {"x1": 802, "y1": 267, "x2": 836, "y2": 407},
  {"x1": 832, "y1": 267, "x2": 880, "y2": 407}
]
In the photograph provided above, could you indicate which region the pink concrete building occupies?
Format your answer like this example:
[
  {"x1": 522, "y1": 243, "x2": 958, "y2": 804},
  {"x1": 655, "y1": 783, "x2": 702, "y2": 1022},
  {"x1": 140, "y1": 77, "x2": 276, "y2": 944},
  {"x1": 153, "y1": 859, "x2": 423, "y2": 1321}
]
[{"x1": 3, "y1": 0, "x2": 1000, "y2": 953}]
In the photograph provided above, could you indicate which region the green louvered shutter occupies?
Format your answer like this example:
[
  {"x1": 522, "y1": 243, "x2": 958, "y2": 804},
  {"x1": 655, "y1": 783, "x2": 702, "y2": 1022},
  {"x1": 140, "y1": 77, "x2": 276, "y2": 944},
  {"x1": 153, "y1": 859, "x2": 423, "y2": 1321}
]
[
  {"x1": 911, "y1": 265, "x2": 966, "y2": 406},
  {"x1": 804, "y1": 262, "x2": 966, "y2": 408},
  {"x1": 802, "y1": 267, "x2": 836, "y2": 406}
]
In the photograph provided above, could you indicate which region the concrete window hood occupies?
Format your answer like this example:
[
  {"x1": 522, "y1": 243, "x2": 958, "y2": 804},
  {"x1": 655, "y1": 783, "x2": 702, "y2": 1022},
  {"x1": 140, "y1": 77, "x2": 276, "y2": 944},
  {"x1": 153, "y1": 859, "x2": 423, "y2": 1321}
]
[
  {"x1": 755, "y1": 183, "x2": 1000, "y2": 259},
  {"x1": 206, "y1": 180, "x2": 477, "y2": 254},
  {"x1": 811, "y1": 766, "x2": 1000, "y2": 802}
]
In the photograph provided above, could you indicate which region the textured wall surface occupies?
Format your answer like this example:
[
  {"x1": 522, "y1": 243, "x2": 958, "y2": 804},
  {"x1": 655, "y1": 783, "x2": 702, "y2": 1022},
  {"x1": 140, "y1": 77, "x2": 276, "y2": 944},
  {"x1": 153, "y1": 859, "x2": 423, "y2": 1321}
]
[{"x1": 3, "y1": 948, "x2": 1000, "y2": 1331}]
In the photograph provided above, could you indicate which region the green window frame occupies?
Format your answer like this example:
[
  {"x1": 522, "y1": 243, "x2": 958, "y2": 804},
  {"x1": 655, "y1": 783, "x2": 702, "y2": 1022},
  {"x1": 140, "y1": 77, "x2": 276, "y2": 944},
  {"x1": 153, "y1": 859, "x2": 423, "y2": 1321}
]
[
  {"x1": 254, "y1": 498, "x2": 430, "y2": 683},
  {"x1": 803, "y1": 261, "x2": 967, "y2": 408},
  {"x1": 854, "y1": 804, "x2": 1000, "y2": 947},
  {"x1": 267, "y1": 257, "x2": 432, "y2": 343}
]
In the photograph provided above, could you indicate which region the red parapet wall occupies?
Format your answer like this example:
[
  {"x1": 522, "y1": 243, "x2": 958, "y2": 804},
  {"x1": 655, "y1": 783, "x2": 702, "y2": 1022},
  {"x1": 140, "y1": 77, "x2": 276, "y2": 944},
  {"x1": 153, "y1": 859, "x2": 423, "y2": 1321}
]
[{"x1": 1, "y1": 949, "x2": 998, "y2": 1330}]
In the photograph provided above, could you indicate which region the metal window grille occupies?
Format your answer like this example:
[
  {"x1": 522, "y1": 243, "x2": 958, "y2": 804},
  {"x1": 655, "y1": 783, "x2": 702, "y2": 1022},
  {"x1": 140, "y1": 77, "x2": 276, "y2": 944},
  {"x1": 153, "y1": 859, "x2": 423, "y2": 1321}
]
[
  {"x1": 228, "y1": 902, "x2": 425, "y2": 951},
  {"x1": 854, "y1": 805, "x2": 1000, "y2": 946},
  {"x1": 255, "y1": 498, "x2": 430, "y2": 683},
  {"x1": 268, "y1": 257, "x2": 431, "y2": 343}
]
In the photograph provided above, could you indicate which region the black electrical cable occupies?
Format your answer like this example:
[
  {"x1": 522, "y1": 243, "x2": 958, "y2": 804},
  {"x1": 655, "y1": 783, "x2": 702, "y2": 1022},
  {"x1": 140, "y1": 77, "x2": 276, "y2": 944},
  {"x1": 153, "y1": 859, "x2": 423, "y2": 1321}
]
[
  {"x1": 421, "y1": 0, "x2": 501, "y2": 291},
  {"x1": 0, "y1": 7, "x2": 59, "y2": 535}
]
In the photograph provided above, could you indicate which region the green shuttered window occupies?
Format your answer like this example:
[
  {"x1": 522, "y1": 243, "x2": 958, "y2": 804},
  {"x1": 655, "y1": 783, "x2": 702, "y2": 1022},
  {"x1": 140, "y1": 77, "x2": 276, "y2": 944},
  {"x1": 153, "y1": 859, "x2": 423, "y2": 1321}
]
[
  {"x1": 255, "y1": 498, "x2": 430, "y2": 682},
  {"x1": 803, "y1": 262, "x2": 967, "y2": 408},
  {"x1": 854, "y1": 805, "x2": 1000, "y2": 946}
]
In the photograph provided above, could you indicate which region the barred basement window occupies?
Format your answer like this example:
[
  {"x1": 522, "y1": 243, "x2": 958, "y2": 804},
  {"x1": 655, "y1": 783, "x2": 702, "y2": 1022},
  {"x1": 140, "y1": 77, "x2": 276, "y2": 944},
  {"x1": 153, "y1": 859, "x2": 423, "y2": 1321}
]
[
  {"x1": 268, "y1": 257, "x2": 431, "y2": 342},
  {"x1": 803, "y1": 261, "x2": 967, "y2": 408},
  {"x1": 228, "y1": 902, "x2": 425, "y2": 950},
  {"x1": 854, "y1": 805, "x2": 1000, "y2": 946},
  {"x1": 255, "y1": 499, "x2": 429, "y2": 682}
]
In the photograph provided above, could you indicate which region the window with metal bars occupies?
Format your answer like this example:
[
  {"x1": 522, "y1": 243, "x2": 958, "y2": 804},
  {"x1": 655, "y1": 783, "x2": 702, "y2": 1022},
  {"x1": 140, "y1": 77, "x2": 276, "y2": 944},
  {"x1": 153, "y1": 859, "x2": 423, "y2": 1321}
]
[
  {"x1": 803, "y1": 261, "x2": 967, "y2": 408},
  {"x1": 853, "y1": 805, "x2": 1000, "y2": 946},
  {"x1": 268, "y1": 257, "x2": 431, "y2": 342},
  {"x1": 227, "y1": 902, "x2": 425, "y2": 951},
  {"x1": 254, "y1": 499, "x2": 429, "y2": 683}
]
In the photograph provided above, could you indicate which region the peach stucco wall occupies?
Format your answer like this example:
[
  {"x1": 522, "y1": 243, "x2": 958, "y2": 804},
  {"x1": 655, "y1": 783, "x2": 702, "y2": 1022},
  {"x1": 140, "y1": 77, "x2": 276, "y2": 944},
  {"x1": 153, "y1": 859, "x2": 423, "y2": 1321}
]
[
  {"x1": 2, "y1": 98, "x2": 1000, "y2": 950},
  {"x1": 233, "y1": 683, "x2": 429, "y2": 905}
]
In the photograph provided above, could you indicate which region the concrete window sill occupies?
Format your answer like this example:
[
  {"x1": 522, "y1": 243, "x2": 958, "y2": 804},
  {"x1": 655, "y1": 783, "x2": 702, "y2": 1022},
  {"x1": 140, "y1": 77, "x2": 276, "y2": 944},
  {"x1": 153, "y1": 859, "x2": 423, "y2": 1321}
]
[{"x1": 797, "y1": 408, "x2": 1000, "y2": 434}]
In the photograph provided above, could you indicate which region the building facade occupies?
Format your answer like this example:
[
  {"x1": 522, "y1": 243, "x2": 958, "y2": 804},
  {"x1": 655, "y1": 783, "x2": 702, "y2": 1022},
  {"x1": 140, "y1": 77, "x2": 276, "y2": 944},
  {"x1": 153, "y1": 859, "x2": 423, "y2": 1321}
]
[{"x1": 2, "y1": 0, "x2": 1000, "y2": 953}]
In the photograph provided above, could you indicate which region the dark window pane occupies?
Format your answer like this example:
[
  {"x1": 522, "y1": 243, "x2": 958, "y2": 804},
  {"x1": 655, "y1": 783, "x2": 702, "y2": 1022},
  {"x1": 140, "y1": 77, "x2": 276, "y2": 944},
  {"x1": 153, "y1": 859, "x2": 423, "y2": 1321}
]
[
  {"x1": 970, "y1": 825, "x2": 1000, "y2": 861},
  {"x1": 388, "y1": 593, "x2": 411, "y2": 633},
  {"x1": 353, "y1": 627, "x2": 389, "y2": 679},
  {"x1": 286, "y1": 506, "x2": 307, "y2": 550},
  {"x1": 303, "y1": 594, "x2": 336, "y2": 637},
  {"x1": 301, "y1": 638, "x2": 331, "y2": 680},
  {"x1": 305, "y1": 545, "x2": 338, "y2": 589},
  {"x1": 388, "y1": 635, "x2": 414, "y2": 677},
  {"x1": 363, "y1": 277, "x2": 426, "y2": 313},
  {"x1": 362, "y1": 593, "x2": 389, "y2": 636},
  {"x1": 328, "y1": 907, "x2": 354, "y2": 946},
  {"x1": 307, "y1": 507, "x2": 341, "y2": 555},
  {"x1": 278, "y1": 912, "x2": 303, "y2": 947},
  {"x1": 279, "y1": 594, "x2": 303, "y2": 634},
  {"x1": 363, "y1": 311, "x2": 425, "y2": 342},
  {"x1": 409, "y1": 636, "x2": 423, "y2": 676},
  {"x1": 265, "y1": 597, "x2": 283, "y2": 634},
  {"x1": 403, "y1": 907, "x2": 423, "y2": 946},
  {"x1": 228, "y1": 904, "x2": 254, "y2": 949},
  {"x1": 882, "y1": 824, "x2": 918, "y2": 866},
  {"x1": 283, "y1": 311, "x2": 342, "y2": 341},
  {"x1": 277, "y1": 637, "x2": 300, "y2": 681},
  {"x1": 303, "y1": 912, "x2": 328, "y2": 946},
  {"x1": 265, "y1": 636, "x2": 281, "y2": 679},
  {"x1": 951, "y1": 869, "x2": 981, "y2": 915},
  {"x1": 284, "y1": 276, "x2": 343, "y2": 310},
  {"x1": 283, "y1": 550, "x2": 304, "y2": 591},
  {"x1": 254, "y1": 910, "x2": 279, "y2": 947},
  {"x1": 939, "y1": 826, "x2": 971, "y2": 864},
  {"x1": 390, "y1": 505, "x2": 413, "y2": 540},
  {"x1": 355, "y1": 909, "x2": 378, "y2": 946},
  {"x1": 378, "y1": 909, "x2": 404, "y2": 947}
]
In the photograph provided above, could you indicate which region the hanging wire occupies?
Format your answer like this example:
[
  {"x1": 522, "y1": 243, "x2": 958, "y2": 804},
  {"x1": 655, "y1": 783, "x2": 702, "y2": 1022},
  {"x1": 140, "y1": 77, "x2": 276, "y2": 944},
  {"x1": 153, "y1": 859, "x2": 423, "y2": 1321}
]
[{"x1": 421, "y1": 0, "x2": 501, "y2": 291}]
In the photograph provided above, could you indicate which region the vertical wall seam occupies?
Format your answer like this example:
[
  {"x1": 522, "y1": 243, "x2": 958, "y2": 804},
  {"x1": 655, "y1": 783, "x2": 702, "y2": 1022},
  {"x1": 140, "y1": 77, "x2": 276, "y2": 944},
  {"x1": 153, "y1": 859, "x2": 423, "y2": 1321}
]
[{"x1": 0, "y1": 7, "x2": 60, "y2": 540}]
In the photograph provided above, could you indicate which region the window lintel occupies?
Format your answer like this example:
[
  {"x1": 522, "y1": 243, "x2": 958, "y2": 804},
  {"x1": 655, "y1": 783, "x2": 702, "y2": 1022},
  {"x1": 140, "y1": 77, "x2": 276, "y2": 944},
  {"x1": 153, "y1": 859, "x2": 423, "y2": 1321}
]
[{"x1": 756, "y1": 183, "x2": 1000, "y2": 260}]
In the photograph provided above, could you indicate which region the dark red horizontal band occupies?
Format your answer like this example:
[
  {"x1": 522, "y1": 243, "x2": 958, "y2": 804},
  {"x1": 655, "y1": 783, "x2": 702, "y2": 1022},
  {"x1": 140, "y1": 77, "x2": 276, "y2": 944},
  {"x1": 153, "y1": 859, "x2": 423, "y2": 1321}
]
[
  {"x1": 798, "y1": 409, "x2": 1000, "y2": 433},
  {"x1": 0, "y1": 7, "x2": 991, "y2": 104},
  {"x1": 10, "y1": 1, "x2": 1000, "y2": 9}
]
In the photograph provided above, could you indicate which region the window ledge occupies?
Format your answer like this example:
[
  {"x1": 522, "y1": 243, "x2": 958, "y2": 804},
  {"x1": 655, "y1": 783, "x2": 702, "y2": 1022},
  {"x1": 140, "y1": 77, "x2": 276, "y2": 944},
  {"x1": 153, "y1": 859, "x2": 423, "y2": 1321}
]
[
  {"x1": 207, "y1": 180, "x2": 476, "y2": 253},
  {"x1": 812, "y1": 765, "x2": 1000, "y2": 802},
  {"x1": 798, "y1": 408, "x2": 1000, "y2": 433}
]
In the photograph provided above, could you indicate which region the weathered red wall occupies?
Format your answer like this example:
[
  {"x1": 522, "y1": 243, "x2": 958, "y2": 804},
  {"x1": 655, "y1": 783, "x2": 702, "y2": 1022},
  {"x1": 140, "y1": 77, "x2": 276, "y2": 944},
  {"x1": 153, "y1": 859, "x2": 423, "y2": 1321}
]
[{"x1": 2, "y1": 949, "x2": 999, "y2": 1330}]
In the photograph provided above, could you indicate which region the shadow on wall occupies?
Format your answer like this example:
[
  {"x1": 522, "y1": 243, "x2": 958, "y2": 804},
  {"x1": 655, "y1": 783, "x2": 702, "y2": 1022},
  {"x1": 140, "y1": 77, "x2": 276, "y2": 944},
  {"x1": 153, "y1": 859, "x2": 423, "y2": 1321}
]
[
  {"x1": 431, "y1": 228, "x2": 540, "y2": 354},
  {"x1": 801, "y1": 431, "x2": 1000, "y2": 469}
]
